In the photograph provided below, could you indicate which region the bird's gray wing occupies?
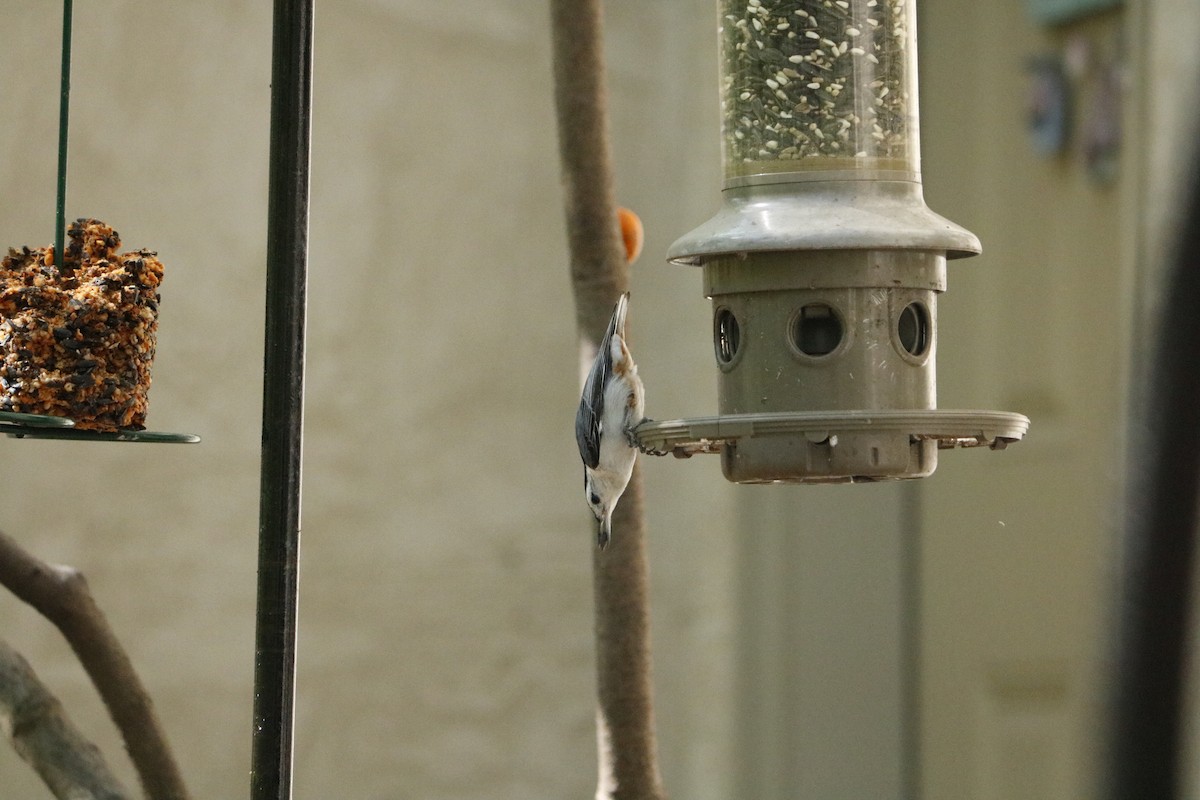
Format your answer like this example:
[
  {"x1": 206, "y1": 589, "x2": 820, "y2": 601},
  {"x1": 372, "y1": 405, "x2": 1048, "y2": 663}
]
[
  {"x1": 575, "y1": 295, "x2": 626, "y2": 469},
  {"x1": 576, "y1": 297, "x2": 624, "y2": 465},
  {"x1": 575, "y1": 348, "x2": 607, "y2": 469}
]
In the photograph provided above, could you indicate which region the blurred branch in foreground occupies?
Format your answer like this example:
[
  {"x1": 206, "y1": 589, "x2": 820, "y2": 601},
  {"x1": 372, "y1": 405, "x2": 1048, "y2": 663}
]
[
  {"x1": 0, "y1": 529, "x2": 190, "y2": 800},
  {"x1": 0, "y1": 636, "x2": 130, "y2": 799}
]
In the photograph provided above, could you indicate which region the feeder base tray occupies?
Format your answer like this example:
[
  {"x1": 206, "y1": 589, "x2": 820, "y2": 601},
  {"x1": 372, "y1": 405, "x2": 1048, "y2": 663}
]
[{"x1": 634, "y1": 409, "x2": 1028, "y2": 484}]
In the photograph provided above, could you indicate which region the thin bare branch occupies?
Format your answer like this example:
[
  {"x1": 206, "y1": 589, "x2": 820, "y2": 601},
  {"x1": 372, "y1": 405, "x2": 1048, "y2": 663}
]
[
  {"x1": 550, "y1": 2, "x2": 666, "y2": 798},
  {"x1": 0, "y1": 529, "x2": 189, "y2": 800},
  {"x1": 0, "y1": 637, "x2": 130, "y2": 799},
  {"x1": 551, "y1": 0, "x2": 629, "y2": 338}
]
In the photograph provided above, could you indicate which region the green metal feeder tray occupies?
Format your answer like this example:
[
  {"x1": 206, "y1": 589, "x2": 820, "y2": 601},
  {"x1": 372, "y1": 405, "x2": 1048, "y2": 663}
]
[{"x1": 0, "y1": 411, "x2": 199, "y2": 443}]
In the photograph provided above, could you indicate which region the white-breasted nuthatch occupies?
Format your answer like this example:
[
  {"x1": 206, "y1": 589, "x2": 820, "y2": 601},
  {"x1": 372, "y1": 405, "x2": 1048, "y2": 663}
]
[{"x1": 576, "y1": 291, "x2": 645, "y2": 549}]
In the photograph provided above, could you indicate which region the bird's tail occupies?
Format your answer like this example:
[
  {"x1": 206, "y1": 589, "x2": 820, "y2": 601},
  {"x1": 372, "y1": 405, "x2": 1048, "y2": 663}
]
[{"x1": 606, "y1": 292, "x2": 629, "y2": 342}]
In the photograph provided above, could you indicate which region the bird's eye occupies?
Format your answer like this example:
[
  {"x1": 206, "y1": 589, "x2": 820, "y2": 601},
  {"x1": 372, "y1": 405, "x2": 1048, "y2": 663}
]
[{"x1": 589, "y1": 492, "x2": 601, "y2": 506}]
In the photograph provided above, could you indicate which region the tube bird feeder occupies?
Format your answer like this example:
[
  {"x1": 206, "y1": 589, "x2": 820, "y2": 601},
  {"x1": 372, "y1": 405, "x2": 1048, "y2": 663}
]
[{"x1": 636, "y1": 0, "x2": 1028, "y2": 483}]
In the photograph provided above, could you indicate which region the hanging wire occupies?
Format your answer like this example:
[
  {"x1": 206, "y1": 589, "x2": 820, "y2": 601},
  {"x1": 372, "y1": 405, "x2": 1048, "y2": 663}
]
[{"x1": 55, "y1": 0, "x2": 72, "y2": 268}]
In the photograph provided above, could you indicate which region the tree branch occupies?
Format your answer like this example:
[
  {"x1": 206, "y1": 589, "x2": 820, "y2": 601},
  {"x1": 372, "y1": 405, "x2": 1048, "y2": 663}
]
[
  {"x1": 0, "y1": 529, "x2": 190, "y2": 800},
  {"x1": 0, "y1": 637, "x2": 130, "y2": 799},
  {"x1": 551, "y1": 0, "x2": 629, "y2": 335},
  {"x1": 549, "y1": 2, "x2": 666, "y2": 798}
]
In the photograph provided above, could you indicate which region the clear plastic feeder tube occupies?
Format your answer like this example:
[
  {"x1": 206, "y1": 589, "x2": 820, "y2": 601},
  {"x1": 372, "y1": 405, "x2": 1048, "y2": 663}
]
[{"x1": 720, "y1": 0, "x2": 919, "y2": 183}]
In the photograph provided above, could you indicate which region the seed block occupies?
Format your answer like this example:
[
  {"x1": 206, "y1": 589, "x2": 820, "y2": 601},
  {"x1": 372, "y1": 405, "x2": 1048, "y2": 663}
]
[{"x1": 0, "y1": 219, "x2": 163, "y2": 430}]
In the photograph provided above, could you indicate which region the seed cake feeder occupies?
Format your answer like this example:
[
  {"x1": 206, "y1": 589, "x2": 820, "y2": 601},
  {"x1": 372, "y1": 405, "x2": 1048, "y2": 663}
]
[
  {"x1": 1, "y1": 0, "x2": 198, "y2": 445},
  {"x1": 634, "y1": 0, "x2": 1026, "y2": 482}
]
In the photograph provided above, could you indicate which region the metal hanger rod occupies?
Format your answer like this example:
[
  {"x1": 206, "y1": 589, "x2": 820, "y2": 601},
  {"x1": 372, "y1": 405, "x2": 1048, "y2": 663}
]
[{"x1": 55, "y1": 0, "x2": 72, "y2": 266}]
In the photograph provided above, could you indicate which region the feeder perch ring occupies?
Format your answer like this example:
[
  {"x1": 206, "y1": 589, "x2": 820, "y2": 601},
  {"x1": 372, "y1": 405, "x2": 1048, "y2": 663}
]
[{"x1": 634, "y1": 409, "x2": 1029, "y2": 459}]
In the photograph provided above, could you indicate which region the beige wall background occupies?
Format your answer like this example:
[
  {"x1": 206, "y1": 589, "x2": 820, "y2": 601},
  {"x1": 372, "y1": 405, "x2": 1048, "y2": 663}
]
[
  {"x1": 916, "y1": 0, "x2": 1199, "y2": 797},
  {"x1": 1, "y1": 1, "x2": 1198, "y2": 799},
  {"x1": 0, "y1": 2, "x2": 736, "y2": 798}
]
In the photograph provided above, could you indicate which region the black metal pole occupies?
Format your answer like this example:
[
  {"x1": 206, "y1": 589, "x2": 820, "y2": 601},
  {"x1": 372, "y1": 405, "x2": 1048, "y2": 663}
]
[
  {"x1": 251, "y1": 1, "x2": 313, "y2": 798},
  {"x1": 1107, "y1": 143, "x2": 1200, "y2": 798}
]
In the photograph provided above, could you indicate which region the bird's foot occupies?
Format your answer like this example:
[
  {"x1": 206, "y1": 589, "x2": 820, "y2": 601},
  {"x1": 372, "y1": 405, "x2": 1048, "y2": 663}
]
[
  {"x1": 631, "y1": 418, "x2": 669, "y2": 456},
  {"x1": 624, "y1": 426, "x2": 640, "y2": 448}
]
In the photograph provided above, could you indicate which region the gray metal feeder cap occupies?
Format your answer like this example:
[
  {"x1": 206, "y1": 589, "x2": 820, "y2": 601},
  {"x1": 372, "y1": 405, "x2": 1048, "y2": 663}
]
[{"x1": 667, "y1": 176, "x2": 982, "y2": 265}]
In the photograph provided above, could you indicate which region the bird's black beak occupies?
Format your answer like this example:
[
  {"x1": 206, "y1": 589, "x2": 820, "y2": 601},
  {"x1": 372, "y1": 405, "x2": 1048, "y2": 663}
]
[{"x1": 596, "y1": 514, "x2": 611, "y2": 550}]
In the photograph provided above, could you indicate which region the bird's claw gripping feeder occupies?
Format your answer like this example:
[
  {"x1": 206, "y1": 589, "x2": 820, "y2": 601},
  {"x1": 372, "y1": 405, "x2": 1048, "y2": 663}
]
[{"x1": 636, "y1": 0, "x2": 1027, "y2": 483}]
